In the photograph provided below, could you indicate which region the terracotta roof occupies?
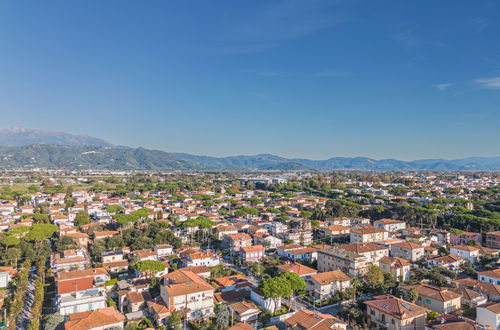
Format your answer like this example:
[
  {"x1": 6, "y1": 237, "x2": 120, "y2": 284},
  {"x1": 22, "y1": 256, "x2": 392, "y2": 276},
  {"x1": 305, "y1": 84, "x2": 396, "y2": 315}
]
[
  {"x1": 480, "y1": 302, "x2": 500, "y2": 314},
  {"x1": 401, "y1": 284, "x2": 462, "y2": 302},
  {"x1": 338, "y1": 242, "x2": 388, "y2": 253},
  {"x1": 228, "y1": 323, "x2": 255, "y2": 330},
  {"x1": 392, "y1": 242, "x2": 425, "y2": 250},
  {"x1": 276, "y1": 263, "x2": 317, "y2": 276},
  {"x1": 64, "y1": 307, "x2": 124, "y2": 330},
  {"x1": 57, "y1": 277, "x2": 95, "y2": 295},
  {"x1": 450, "y1": 245, "x2": 480, "y2": 252},
  {"x1": 241, "y1": 245, "x2": 264, "y2": 253},
  {"x1": 374, "y1": 219, "x2": 405, "y2": 225},
  {"x1": 351, "y1": 225, "x2": 387, "y2": 235},
  {"x1": 364, "y1": 296, "x2": 428, "y2": 320},
  {"x1": 57, "y1": 268, "x2": 108, "y2": 281},
  {"x1": 212, "y1": 275, "x2": 248, "y2": 287},
  {"x1": 379, "y1": 256, "x2": 410, "y2": 268},
  {"x1": 285, "y1": 310, "x2": 346, "y2": 330},
  {"x1": 229, "y1": 300, "x2": 259, "y2": 315},
  {"x1": 478, "y1": 268, "x2": 500, "y2": 280},
  {"x1": 310, "y1": 270, "x2": 350, "y2": 285}
]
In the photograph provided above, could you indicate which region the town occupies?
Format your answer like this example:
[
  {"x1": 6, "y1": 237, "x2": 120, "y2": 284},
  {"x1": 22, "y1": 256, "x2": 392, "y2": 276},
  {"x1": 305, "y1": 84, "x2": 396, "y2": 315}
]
[{"x1": 0, "y1": 170, "x2": 498, "y2": 330}]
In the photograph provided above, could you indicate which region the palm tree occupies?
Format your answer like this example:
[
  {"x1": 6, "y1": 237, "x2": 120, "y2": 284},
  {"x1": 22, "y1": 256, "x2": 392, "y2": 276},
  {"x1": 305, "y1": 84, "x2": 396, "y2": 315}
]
[{"x1": 215, "y1": 303, "x2": 231, "y2": 329}]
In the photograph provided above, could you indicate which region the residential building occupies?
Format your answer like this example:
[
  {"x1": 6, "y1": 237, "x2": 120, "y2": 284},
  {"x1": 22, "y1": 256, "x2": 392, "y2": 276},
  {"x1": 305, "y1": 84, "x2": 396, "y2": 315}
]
[
  {"x1": 227, "y1": 300, "x2": 260, "y2": 323},
  {"x1": 450, "y1": 231, "x2": 482, "y2": 246},
  {"x1": 306, "y1": 270, "x2": 351, "y2": 302},
  {"x1": 223, "y1": 233, "x2": 253, "y2": 251},
  {"x1": 450, "y1": 245, "x2": 481, "y2": 264},
  {"x1": 350, "y1": 225, "x2": 388, "y2": 243},
  {"x1": 160, "y1": 270, "x2": 214, "y2": 320},
  {"x1": 276, "y1": 263, "x2": 317, "y2": 278},
  {"x1": 51, "y1": 249, "x2": 90, "y2": 273},
  {"x1": 400, "y1": 284, "x2": 462, "y2": 314},
  {"x1": 56, "y1": 277, "x2": 107, "y2": 315},
  {"x1": 390, "y1": 242, "x2": 425, "y2": 262},
  {"x1": 373, "y1": 219, "x2": 407, "y2": 232},
  {"x1": 486, "y1": 231, "x2": 500, "y2": 249},
  {"x1": 378, "y1": 256, "x2": 411, "y2": 281},
  {"x1": 285, "y1": 310, "x2": 347, "y2": 330},
  {"x1": 364, "y1": 295, "x2": 428, "y2": 330},
  {"x1": 64, "y1": 306, "x2": 125, "y2": 330},
  {"x1": 240, "y1": 245, "x2": 265, "y2": 263},
  {"x1": 478, "y1": 269, "x2": 500, "y2": 286},
  {"x1": 476, "y1": 302, "x2": 500, "y2": 330}
]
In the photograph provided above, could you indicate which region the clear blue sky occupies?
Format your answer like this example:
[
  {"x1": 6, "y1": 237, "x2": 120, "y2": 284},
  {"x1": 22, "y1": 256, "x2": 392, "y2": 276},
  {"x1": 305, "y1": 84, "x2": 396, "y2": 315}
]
[{"x1": 1, "y1": 0, "x2": 499, "y2": 160}]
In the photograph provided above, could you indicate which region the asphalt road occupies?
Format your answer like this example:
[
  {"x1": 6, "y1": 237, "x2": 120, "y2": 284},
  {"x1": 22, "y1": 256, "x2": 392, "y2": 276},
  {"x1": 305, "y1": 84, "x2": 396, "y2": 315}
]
[{"x1": 16, "y1": 270, "x2": 37, "y2": 330}]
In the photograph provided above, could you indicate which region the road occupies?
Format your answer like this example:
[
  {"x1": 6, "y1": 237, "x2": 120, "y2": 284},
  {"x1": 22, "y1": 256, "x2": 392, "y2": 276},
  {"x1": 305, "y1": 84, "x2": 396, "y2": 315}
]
[{"x1": 16, "y1": 270, "x2": 37, "y2": 330}]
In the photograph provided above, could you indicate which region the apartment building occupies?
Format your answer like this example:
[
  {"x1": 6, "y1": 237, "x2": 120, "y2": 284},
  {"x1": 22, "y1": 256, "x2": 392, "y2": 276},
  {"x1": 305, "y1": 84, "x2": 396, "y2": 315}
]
[
  {"x1": 350, "y1": 225, "x2": 388, "y2": 243},
  {"x1": 390, "y1": 242, "x2": 425, "y2": 262},
  {"x1": 161, "y1": 270, "x2": 215, "y2": 320}
]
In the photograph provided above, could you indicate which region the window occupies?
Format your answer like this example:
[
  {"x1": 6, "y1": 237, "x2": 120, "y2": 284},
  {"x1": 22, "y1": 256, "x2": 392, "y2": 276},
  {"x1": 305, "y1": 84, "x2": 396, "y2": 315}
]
[
  {"x1": 88, "y1": 303, "x2": 93, "y2": 310},
  {"x1": 425, "y1": 299, "x2": 431, "y2": 304},
  {"x1": 418, "y1": 297, "x2": 422, "y2": 301}
]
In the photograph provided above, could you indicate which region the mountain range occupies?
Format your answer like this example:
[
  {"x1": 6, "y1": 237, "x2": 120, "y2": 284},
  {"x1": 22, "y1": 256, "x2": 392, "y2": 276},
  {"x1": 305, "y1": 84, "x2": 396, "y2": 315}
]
[{"x1": 0, "y1": 126, "x2": 498, "y2": 171}]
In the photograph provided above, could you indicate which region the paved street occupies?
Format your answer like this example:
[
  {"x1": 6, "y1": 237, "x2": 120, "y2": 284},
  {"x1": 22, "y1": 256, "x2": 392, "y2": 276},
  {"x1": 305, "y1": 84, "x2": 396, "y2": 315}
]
[{"x1": 16, "y1": 270, "x2": 37, "y2": 330}]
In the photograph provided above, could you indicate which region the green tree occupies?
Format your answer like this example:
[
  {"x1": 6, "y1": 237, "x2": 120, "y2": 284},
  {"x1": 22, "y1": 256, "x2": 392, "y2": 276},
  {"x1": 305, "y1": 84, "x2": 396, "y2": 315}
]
[
  {"x1": 167, "y1": 311, "x2": 182, "y2": 330},
  {"x1": 135, "y1": 260, "x2": 166, "y2": 274},
  {"x1": 260, "y1": 275, "x2": 293, "y2": 313},
  {"x1": 408, "y1": 287, "x2": 419, "y2": 303},
  {"x1": 75, "y1": 211, "x2": 91, "y2": 226},
  {"x1": 215, "y1": 303, "x2": 231, "y2": 329},
  {"x1": 364, "y1": 264, "x2": 384, "y2": 288}
]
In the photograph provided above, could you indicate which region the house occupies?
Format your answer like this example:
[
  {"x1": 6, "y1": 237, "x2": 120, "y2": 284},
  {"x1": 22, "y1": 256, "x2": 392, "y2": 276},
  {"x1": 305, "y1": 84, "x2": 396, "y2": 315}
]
[
  {"x1": 132, "y1": 249, "x2": 158, "y2": 262},
  {"x1": 379, "y1": 256, "x2": 411, "y2": 281},
  {"x1": 179, "y1": 249, "x2": 220, "y2": 267},
  {"x1": 253, "y1": 234, "x2": 282, "y2": 249},
  {"x1": 426, "y1": 254, "x2": 465, "y2": 271},
  {"x1": 154, "y1": 244, "x2": 173, "y2": 257},
  {"x1": 227, "y1": 323, "x2": 255, "y2": 330},
  {"x1": 350, "y1": 225, "x2": 388, "y2": 243},
  {"x1": 486, "y1": 231, "x2": 500, "y2": 249},
  {"x1": 318, "y1": 225, "x2": 350, "y2": 239},
  {"x1": 453, "y1": 278, "x2": 500, "y2": 302},
  {"x1": 160, "y1": 270, "x2": 214, "y2": 320},
  {"x1": 223, "y1": 233, "x2": 253, "y2": 251},
  {"x1": 120, "y1": 289, "x2": 152, "y2": 313},
  {"x1": 56, "y1": 268, "x2": 110, "y2": 285},
  {"x1": 400, "y1": 284, "x2": 462, "y2": 314},
  {"x1": 373, "y1": 219, "x2": 406, "y2": 232},
  {"x1": 306, "y1": 270, "x2": 351, "y2": 302},
  {"x1": 56, "y1": 277, "x2": 107, "y2": 315},
  {"x1": 0, "y1": 267, "x2": 17, "y2": 288},
  {"x1": 479, "y1": 269, "x2": 500, "y2": 286},
  {"x1": 276, "y1": 263, "x2": 317, "y2": 278},
  {"x1": 276, "y1": 245, "x2": 317, "y2": 263},
  {"x1": 65, "y1": 232, "x2": 90, "y2": 247},
  {"x1": 64, "y1": 306, "x2": 125, "y2": 330},
  {"x1": 390, "y1": 242, "x2": 425, "y2": 262},
  {"x1": 101, "y1": 251, "x2": 124, "y2": 264},
  {"x1": 240, "y1": 245, "x2": 265, "y2": 263},
  {"x1": 429, "y1": 229, "x2": 451, "y2": 245},
  {"x1": 51, "y1": 249, "x2": 90, "y2": 273},
  {"x1": 450, "y1": 245, "x2": 481, "y2": 264},
  {"x1": 476, "y1": 302, "x2": 500, "y2": 330},
  {"x1": 449, "y1": 286, "x2": 487, "y2": 307},
  {"x1": 450, "y1": 231, "x2": 482, "y2": 246},
  {"x1": 284, "y1": 310, "x2": 347, "y2": 330},
  {"x1": 228, "y1": 300, "x2": 260, "y2": 323},
  {"x1": 147, "y1": 297, "x2": 171, "y2": 327},
  {"x1": 364, "y1": 295, "x2": 428, "y2": 330},
  {"x1": 92, "y1": 230, "x2": 119, "y2": 241},
  {"x1": 212, "y1": 275, "x2": 253, "y2": 292}
]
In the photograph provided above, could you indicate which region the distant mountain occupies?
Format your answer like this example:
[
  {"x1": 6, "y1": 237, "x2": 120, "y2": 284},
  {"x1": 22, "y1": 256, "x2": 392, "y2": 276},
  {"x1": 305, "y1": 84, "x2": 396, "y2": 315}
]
[
  {"x1": 0, "y1": 127, "x2": 498, "y2": 171},
  {"x1": 173, "y1": 154, "x2": 500, "y2": 171},
  {"x1": 0, "y1": 145, "x2": 205, "y2": 171},
  {"x1": 0, "y1": 126, "x2": 113, "y2": 147}
]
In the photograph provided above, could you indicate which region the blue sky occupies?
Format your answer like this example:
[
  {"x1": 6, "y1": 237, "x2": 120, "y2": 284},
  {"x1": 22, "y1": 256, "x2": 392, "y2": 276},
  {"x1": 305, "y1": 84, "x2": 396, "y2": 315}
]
[{"x1": 0, "y1": 0, "x2": 499, "y2": 160}]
